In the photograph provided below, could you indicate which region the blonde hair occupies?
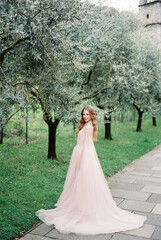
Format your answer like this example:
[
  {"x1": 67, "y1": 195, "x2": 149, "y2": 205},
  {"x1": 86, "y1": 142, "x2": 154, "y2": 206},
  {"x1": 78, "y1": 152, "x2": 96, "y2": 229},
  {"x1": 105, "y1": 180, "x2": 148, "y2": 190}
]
[{"x1": 75, "y1": 106, "x2": 97, "y2": 141}]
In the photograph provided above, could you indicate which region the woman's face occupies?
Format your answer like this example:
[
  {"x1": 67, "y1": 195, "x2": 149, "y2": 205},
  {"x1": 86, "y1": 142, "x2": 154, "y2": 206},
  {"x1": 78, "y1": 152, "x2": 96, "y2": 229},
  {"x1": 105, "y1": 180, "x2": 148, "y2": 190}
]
[{"x1": 83, "y1": 109, "x2": 91, "y2": 123}]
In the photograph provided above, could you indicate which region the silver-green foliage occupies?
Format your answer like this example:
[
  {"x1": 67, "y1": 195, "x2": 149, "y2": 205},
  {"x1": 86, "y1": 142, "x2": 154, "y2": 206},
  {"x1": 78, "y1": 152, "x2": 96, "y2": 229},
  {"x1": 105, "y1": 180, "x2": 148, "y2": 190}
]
[{"x1": 0, "y1": 0, "x2": 161, "y2": 126}]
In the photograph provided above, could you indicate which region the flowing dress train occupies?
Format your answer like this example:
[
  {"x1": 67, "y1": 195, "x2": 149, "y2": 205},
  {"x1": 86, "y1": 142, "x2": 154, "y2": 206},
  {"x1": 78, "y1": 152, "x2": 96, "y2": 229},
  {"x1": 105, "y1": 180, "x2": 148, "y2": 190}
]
[{"x1": 35, "y1": 120, "x2": 147, "y2": 235}]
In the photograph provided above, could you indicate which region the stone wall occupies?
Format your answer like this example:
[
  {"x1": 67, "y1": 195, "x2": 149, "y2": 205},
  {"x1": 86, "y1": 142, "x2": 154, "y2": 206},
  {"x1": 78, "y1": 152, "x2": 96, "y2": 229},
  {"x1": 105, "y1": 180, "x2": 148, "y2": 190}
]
[
  {"x1": 139, "y1": 1, "x2": 161, "y2": 48},
  {"x1": 139, "y1": 2, "x2": 161, "y2": 24}
]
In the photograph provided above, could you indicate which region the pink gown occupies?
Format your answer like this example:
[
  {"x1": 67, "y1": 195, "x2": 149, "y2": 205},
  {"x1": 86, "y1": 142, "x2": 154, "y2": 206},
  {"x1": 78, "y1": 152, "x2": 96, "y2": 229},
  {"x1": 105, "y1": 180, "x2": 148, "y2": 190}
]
[{"x1": 35, "y1": 120, "x2": 147, "y2": 235}]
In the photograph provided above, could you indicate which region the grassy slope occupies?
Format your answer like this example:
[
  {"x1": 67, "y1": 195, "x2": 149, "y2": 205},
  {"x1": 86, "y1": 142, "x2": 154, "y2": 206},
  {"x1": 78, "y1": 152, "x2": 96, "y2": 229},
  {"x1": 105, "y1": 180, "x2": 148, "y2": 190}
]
[{"x1": 0, "y1": 116, "x2": 161, "y2": 239}]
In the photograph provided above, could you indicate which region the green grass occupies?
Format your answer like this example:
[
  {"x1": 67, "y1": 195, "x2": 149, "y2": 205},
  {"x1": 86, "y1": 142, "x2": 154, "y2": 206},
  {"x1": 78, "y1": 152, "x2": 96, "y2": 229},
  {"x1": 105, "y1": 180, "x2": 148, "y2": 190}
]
[
  {"x1": 4, "y1": 109, "x2": 48, "y2": 144},
  {"x1": 96, "y1": 118, "x2": 161, "y2": 176},
  {"x1": 0, "y1": 114, "x2": 161, "y2": 240}
]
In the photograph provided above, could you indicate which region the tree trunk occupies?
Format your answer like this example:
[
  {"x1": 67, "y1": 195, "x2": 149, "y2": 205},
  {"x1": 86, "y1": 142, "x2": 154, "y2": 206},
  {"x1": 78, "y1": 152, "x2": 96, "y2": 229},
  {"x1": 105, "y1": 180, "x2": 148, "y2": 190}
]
[
  {"x1": 121, "y1": 113, "x2": 124, "y2": 123},
  {"x1": 47, "y1": 119, "x2": 60, "y2": 159},
  {"x1": 0, "y1": 128, "x2": 4, "y2": 144},
  {"x1": 136, "y1": 110, "x2": 144, "y2": 132},
  {"x1": 152, "y1": 117, "x2": 157, "y2": 126},
  {"x1": 114, "y1": 112, "x2": 117, "y2": 124},
  {"x1": 104, "y1": 115, "x2": 112, "y2": 140},
  {"x1": 72, "y1": 119, "x2": 76, "y2": 132},
  {"x1": 29, "y1": 89, "x2": 61, "y2": 160},
  {"x1": 26, "y1": 106, "x2": 28, "y2": 144},
  {"x1": 0, "y1": 110, "x2": 19, "y2": 145}
]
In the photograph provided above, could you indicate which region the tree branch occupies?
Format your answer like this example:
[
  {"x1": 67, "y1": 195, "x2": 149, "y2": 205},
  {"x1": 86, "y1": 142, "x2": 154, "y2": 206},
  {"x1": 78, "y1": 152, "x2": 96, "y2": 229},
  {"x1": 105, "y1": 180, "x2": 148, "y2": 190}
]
[
  {"x1": 2, "y1": 78, "x2": 53, "y2": 124},
  {"x1": 0, "y1": 4, "x2": 52, "y2": 67},
  {"x1": 96, "y1": 104, "x2": 104, "y2": 110},
  {"x1": 82, "y1": 59, "x2": 99, "y2": 86},
  {"x1": 11, "y1": 80, "x2": 55, "y2": 124},
  {"x1": 12, "y1": 82, "x2": 29, "y2": 87},
  {"x1": 6, "y1": 109, "x2": 20, "y2": 124},
  {"x1": 0, "y1": 35, "x2": 31, "y2": 66},
  {"x1": 133, "y1": 102, "x2": 144, "y2": 114},
  {"x1": 0, "y1": 66, "x2": 7, "y2": 81},
  {"x1": 30, "y1": 88, "x2": 52, "y2": 124},
  {"x1": 82, "y1": 85, "x2": 110, "y2": 101},
  {"x1": 30, "y1": 5, "x2": 50, "y2": 20}
]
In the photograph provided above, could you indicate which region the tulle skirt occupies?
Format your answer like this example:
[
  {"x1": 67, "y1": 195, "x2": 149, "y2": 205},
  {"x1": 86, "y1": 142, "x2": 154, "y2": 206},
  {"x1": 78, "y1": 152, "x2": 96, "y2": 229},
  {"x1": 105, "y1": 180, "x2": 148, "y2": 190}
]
[{"x1": 35, "y1": 143, "x2": 146, "y2": 235}]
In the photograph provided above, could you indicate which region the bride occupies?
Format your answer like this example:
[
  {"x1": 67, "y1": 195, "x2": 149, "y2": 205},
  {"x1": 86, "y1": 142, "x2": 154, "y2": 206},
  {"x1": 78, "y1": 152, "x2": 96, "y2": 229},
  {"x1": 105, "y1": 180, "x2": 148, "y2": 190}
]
[{"x1": 35, "y1": 105, "x2": 147, "y2": 235}]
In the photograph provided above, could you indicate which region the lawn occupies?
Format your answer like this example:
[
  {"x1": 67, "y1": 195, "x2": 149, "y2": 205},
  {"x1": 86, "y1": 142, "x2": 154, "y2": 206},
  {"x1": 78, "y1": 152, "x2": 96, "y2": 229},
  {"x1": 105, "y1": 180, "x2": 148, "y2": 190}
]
[{"x1": 0, "y1": 113, "x2": 161, "y2": 240}]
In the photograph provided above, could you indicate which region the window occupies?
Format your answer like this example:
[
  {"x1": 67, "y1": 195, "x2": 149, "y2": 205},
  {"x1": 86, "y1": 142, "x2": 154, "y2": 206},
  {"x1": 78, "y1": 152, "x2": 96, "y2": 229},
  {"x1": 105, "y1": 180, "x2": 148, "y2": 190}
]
[{"x1": 147, "y1": 14, "x2": 149, "y2": 19}]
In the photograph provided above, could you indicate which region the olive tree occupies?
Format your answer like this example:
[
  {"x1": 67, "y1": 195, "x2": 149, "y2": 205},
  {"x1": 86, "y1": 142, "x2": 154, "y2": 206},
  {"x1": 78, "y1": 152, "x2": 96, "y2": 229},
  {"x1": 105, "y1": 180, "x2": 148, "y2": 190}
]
[
  {"x1": 120, "y1": 31, "x2": 161, "y2": 131},
  {"x1": 0, "y1": 0, "x2": 103, "y2": 158}
]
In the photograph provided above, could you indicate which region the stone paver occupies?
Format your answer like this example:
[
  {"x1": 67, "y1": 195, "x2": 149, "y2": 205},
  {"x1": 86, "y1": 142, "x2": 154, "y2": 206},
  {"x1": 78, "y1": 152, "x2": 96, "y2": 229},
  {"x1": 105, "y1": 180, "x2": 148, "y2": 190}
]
[
  {"x1": 127, "y1": 171, "x2": 152, "y2": 177},
  {"x1": 30, "y1": 223, "x2": 54, "y2": 235},
  {"x1": 119, "y1": 199, "x2": 155, "y2": 212},
  {"x1": 46, "y1": 228, "x2": 112, "y2": 240},
  {"x1": 109, "y1": 181, "x2": 144, "y2": 191},
  {"x1": 20, "y1": 234, "x2": 55, "y2": 240},
  {"x1": 133, "y1": 211, "x2": 161, "y2": 227},
  {"x1": 147, "y1": 193, "x2": 161, "y2": 203},
  {"x1": 134, "y1": 166, "x2": 152, "y2": 171},
  {"x1": 141, "y1": 185, "x2": 161, "y2": 194},
  {"x1": 152, "y1": 166, "x2": 161, "y2": 171},
  {"x1": 152, "y1": 226, "x2": 161, "y2": 240},
  {"x1": 152, "y1": 203, "x2": 161, "y2": 214},
  {"x1": 111, "y1": 233, "x2": 149, "y2": 240},
  {"x1": 151, "y1": 170, "x2": 161, "y2": 175},
  {"x1": 128, "y1": 175, "x2": 161, "y2": 183},
  {"x1": 123, "y1": 224, "x2": 155, "y2": 238},
  {"x1": 113, "y1": 197, "x2": 124, "y2": 205},
  {"x1": 19, "y1": 144, "x2": 161, "y2": 240},
  {"x1": 121, "y1": 166, "x2": 135, "y2": 172},
  {"x1": 108, "y1": 177, "x2": 135, "y2": 183},
  {"x1": 134, "y1": 179, "x2": 161, "y2": 187},
  {"x1": 152, "y1": 173, "x2": 161, "y2": 178},
  {"x1": 111, "y1": 189, "x2": 151, "y2": 201}
]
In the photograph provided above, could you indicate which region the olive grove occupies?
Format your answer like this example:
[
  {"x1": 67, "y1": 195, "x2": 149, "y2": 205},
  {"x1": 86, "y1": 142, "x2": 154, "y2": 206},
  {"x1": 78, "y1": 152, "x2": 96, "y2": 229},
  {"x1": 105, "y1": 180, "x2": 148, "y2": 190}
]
[{"x1": 0, "y1": 0, "x2": 161, "y2": 158}]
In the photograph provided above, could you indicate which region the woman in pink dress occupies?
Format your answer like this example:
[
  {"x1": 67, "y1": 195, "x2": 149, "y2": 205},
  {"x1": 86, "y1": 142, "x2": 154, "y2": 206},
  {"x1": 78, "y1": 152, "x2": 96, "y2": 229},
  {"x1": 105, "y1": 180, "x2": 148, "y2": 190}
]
[{"x1": 35, "y1": 106, "x2": 147, "y2": 235}]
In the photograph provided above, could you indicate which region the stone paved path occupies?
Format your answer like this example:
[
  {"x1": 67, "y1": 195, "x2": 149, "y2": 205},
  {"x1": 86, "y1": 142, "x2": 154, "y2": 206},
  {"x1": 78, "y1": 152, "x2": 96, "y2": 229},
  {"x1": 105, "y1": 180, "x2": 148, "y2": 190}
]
[{"x1": 19, "y1": 144, "x2": 161, "y2": 240}]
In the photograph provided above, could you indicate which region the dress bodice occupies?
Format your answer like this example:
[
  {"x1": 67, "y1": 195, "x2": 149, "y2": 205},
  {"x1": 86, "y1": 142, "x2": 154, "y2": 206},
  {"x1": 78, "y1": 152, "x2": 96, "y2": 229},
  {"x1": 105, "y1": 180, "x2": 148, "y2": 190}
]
[{"x1": 76, "y1": 121, "x2": 93, "y2": 147}]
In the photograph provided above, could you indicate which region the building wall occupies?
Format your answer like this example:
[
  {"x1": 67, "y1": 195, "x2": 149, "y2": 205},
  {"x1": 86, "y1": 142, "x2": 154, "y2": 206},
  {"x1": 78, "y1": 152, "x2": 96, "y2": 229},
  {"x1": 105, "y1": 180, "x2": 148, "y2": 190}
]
[
  {"x1": 139, "y1": 1, "x2": 161, "y2": 48},
  {"x1": 139, "y1": 2, "x2": 161, "y2": 24}
]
